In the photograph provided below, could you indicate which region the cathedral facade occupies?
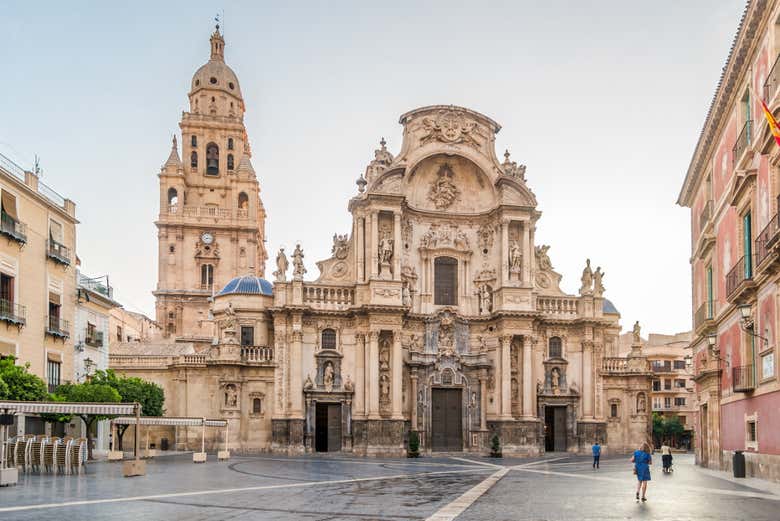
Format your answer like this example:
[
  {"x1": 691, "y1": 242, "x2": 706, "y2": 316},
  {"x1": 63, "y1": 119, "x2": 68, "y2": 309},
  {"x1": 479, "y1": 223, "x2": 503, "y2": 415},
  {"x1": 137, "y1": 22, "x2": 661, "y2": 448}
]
[{"x1": 111, "y1": 29, "x2": 652, "y2": 456}]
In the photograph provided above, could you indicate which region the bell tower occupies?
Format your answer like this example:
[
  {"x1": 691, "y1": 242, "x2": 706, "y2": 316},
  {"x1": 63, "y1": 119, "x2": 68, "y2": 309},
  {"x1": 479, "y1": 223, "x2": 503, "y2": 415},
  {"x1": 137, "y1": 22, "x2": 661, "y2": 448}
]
[{"x1": 153, "y1": 26, "x2": 267, "y2": 343}]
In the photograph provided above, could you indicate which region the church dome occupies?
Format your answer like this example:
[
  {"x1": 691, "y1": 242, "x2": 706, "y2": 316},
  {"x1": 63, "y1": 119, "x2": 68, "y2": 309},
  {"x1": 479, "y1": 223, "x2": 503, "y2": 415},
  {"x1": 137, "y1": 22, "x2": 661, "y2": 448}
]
[
  {"x1": 190, "y1": 29, "x2": 243, "y2": 100},
  {"x1": 217, "y1": 275, "x2": 273, "y2": 296}
]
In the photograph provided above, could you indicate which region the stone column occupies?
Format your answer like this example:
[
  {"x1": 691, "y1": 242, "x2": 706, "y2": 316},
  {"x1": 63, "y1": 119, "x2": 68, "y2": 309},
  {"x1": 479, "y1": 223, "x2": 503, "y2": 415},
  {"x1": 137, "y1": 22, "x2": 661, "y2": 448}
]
[
  {"x1": 479, "y1": 372, "x2": 487, "y2": 430},
  {"x1": 410, "y1": 371, "x2": 418, "y2": 430},
  {"x1": 582, "y1": 341, "x2": 594, "y2": 419},
  {"x1": 393, "y1": 212, "x2": 401, "y2": 281},
  {"x1": 363, "y1": 333, "x2": 371, "y2": 417},
  {"x1": 368, "y1": 331, "x2": 380, "y2": 419},
  {"x1": 522, "y1": 336, "x2": 534, "y2": 418},
  {"x1": 356, "y1": 216, "x2": 365, "y2": 282},
  {"x1": 391, "y1": 331, "x2": 403, "y2": 419},
  {"x1": 355, "y1": 333, "x2": 365, "y2": 418},
  {"x1": 501, "y1": 220, "x2": 509, "y2": 285},
  {"x1": 500, "y1": 335, "x2": 512, "y2": 419},
  {"x1": 290, "y1": 330, "x2": 303, "y2": 417},
  {"x1": 370, "y1": 211, "x2": 379, "y2": 279}
]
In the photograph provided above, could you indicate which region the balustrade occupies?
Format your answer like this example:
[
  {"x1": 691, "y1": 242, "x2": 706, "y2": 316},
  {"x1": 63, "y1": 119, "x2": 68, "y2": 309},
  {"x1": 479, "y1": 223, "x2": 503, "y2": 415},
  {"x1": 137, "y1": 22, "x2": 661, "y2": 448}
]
[
  {"x1": 303, "y1": 285, "x2": 355, "y2": 310},
  {"x1": 241, "y1": 346, "x2": 274, "y2": 363},
  {"x1": 536, "y1": 296, "x2": 578, "y2": 315}
]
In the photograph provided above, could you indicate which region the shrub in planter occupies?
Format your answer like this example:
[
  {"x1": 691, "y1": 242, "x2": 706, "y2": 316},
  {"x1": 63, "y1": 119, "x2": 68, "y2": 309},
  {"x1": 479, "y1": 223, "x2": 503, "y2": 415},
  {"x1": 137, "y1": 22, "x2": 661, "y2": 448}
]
[
  {"x1": 490, "y1": 433, "x2": 502, "y2": 458},
  {"x1": 408, "y1": 430, "x2": 420, "y2": 458}
]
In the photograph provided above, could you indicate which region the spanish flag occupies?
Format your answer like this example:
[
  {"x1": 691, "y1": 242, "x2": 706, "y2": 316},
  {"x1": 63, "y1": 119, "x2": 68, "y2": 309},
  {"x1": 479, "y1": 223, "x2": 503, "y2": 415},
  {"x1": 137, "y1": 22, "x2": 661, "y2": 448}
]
[{"x1": 760, "y1": 98, "x2": 780, "y2": 147}]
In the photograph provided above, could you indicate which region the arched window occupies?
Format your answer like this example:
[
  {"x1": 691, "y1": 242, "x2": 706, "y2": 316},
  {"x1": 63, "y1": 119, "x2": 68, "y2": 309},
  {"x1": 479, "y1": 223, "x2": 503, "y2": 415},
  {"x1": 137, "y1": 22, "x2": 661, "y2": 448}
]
[
  {"x1": 252, "y1": 398, "x2": 262, "y2": 414},
  {"x1": 190, "y1": 151, "x2": 198, "y2": 169},
  {"x1": 238, "y1": 192, "x2": 249, "y2": 209},
  {"x1": 201, "y1": 264, "x2": 214, "y2": 289},
  {"x1": 206, "y1": 143, "x2": 219, "y2": 175},
  {"x1": 434, "y1": 256, "x2": 458, "y2": 305},
  {"x1": 228, "y1": 138, "x2": 234, "y2": 150},
  {"x1": 321, "y1": 328, "x2": 337, "y2": 349},
  {"x1": 549, "y1": 337, "x2": 562, "y2": 358},
  {"x1": 227, "y1": 154, "x2": 234, "y2": 170},
  {"x1": 167, "y1": 187, "x2": 178, "y2": 206},
  {"x1": 191, "y1": 135, "x2": 197, "y2": 147},
  {"x1": 610, "y1": 403, "x2": 619, "y2": 418}
]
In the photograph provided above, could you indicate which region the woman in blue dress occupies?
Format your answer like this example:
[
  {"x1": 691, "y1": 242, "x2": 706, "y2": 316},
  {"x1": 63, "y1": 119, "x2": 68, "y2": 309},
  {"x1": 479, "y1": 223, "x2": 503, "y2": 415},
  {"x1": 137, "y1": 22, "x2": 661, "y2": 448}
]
[{"x1": 631, "y1": 442, "x2": 653, "y2": 501}]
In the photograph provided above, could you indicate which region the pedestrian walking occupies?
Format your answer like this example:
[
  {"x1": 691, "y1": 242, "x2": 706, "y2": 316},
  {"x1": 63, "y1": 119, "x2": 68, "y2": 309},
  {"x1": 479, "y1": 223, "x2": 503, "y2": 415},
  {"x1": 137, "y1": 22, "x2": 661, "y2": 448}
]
[
  {"x1": 661, "y1": 442, "x2": 673, "y2": 474},
  {"x1": 631, "y1": 441, "x2": 653, "y2": 501},
  {"x1": 592, "y1": 441, "x2": 601, "y2": 469}
]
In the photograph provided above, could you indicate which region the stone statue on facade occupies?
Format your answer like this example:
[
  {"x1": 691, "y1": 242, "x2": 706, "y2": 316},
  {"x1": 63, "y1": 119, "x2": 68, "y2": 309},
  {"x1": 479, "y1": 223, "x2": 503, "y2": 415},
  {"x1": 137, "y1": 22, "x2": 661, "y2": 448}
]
[
  {"x1": 593, "y1": 267, "x2": 605, "y2": 297},
  {"x1": 274, "y1": 247, "x2": 288, "y2": 282},
  {"x1": 509, "y1": 241, "x2": 522, "y2": 277},
  {"x1": 292, "y1": 243, "x2": 306, "y2": 280},
  {"x1": 637, "y1": 392, "x2": 646, "y2": 413},
  {"x1": 454, "y1": 228, "x2": 469, "y2": 250},
  {"x1": 343, "y1": 374, "x2": 354, "y2": 392},
  {"x1": 428, "y1": 164, "x2": 460, "y2": 209},
  {"x1": 225, "y1": 384, "x2": 238, "y2": 408},
  {"x1": 477, "y1": 284, "x2": 492, "y2": 315},
  {"x1": 323, "y1": 362, "x2": 334, "y2": 392},
  {"x1": 378, "y1": 230, "x2": 394, "y2": 279},
  {"x1": 551, "y1": 367, "x2": 561, "y2": 394},
  {"x1": 303, "y1": 374, "x2": 314, "y2": 390},
  {"x1": 402, "y1": 281, "x2": 412, "y2": 307},
  {"x1": 331, "y1": 234, "x2": 349, "y2": 260},
  {"x1": 223, "y1": 302, "x2": 237, "y2": 332},
  {"x1": 380, "y1": 374, "x2": 390, "y2": 400},
  {"x1": 632, "y1": 321, "x2": 641, "y2": 344},
  {"x1": 535, "y1": 245, "x2": 552, "y2": 271},
  {"x1": 579, "y1": 258, "x2": 593, "y2": 295}
]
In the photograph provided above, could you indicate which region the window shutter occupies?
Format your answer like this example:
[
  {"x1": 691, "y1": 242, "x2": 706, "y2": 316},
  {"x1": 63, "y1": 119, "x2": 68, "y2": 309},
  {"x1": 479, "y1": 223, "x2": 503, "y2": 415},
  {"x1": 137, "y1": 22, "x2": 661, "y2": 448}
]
[
  {"x1": 49, "y1": 220, "x2": 63, "y2": 243},
  {"x1": 1, "y1": 190, "x2": 18, "y2": 220}
]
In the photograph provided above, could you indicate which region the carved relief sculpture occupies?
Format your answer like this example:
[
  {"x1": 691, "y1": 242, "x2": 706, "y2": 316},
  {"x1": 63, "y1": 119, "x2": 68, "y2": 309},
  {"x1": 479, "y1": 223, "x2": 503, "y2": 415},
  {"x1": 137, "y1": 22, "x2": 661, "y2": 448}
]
[
  {"x1": 331, "y1": 234, "x2": 349, "y2": 260},
  {"x1": 502, "y1": 150, "x2": 527, "y2": 180},
  {"x1": 535, "y1": 245, "x2": 552, "y2": 271},
  {"x1": 379, "y1": 336, "x2": 391, "y2": 413},
  {"x1": 292, "y1": 243, "x2": 306, "y2": 280},
  {"x1": 344, "y1": 375, "x2": 354, "y2": 392},
  {"x1": 274, "y1": 247, "x2": 288, "y2": 282},
  {"x1": 420, "y1": 109, "x2": 482, "y2": 149},
  {"x1": 303, "y1": 374, "x2": 314, "y2": 390},
  {"x1": 579, "y1": 258, "x2": 593, "y2": 295},
  {"x1": 427, "y1": 163, "x2": 460, "y2": 210},
  {"x1": 477, "y1": 222, "x2": 495, "y2": 253}
]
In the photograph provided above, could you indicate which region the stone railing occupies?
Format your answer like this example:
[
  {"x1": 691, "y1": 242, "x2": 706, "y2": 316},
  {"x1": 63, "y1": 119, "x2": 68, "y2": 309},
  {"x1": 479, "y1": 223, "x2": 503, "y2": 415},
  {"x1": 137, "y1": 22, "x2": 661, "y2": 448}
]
[
  {"x1": 602, "y1": 357, "x2": 650, "y2": 373},
  {"x1": 241, "y1": 346, "x2": 274, "y2": 363},
  {"x1": 536, "y1": 296, "x2": 578, "y2": 316},
  {"x1": 109, "y1": 353, "x2": 207, "y2": 368},
  {"x1": 180, "y1": 354, "x2": 207, "y2": 364},
  {"x1": 303, "y1": 284, "x2": 355, "y2": 310}
]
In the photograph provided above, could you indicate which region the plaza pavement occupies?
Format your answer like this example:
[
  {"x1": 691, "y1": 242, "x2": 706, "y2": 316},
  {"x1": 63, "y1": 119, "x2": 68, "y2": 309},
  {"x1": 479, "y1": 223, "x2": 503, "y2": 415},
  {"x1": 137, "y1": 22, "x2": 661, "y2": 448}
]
[{"x1": 0, "y1": 452, "x2": 778, "y2": 520}]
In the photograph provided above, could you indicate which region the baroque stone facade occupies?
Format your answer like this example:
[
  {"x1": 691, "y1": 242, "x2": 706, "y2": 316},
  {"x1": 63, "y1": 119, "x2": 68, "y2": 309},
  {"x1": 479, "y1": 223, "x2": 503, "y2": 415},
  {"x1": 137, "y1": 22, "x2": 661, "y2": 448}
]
[{"x1": 111, "y1": 30, "x2": 652, "y2": 456}]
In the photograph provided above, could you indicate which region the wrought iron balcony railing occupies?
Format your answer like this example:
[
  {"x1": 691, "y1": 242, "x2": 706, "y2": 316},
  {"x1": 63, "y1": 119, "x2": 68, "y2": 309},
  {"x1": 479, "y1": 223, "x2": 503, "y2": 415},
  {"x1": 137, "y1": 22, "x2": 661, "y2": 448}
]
[
  {"x1": 85, "y1": 330, "x2": 104, "y2": 347},
  {"x1": 765, "y1": 53, "x2": 780, "y2": 103},
  {"x1": 755, "y1": 213, "x2": 780, "y2": 267},
  {"x1": 47, "y1": 239, "x2": 71, "y2": 266},
  {"x1": 694, "y1": 300, "x2": 715, "y2": 331},
  {"x1": 45, "y1": 316, "x2": 70, "y2": 339},
  {"x1": 733, "y1": 120, "x2": 753, "y2": 166},
  {"x1": 0, "y1": 212, "x2": 27, "y2": 244},
  {"x1": 733, "y1": 364, "x2": 756, "y2": 393},
  {"x1": 0, "y1": 298, "x2": 26, "y2": 326},
  {"x1": 725, "y1": 255, "x2": 754, "y2": 300}
]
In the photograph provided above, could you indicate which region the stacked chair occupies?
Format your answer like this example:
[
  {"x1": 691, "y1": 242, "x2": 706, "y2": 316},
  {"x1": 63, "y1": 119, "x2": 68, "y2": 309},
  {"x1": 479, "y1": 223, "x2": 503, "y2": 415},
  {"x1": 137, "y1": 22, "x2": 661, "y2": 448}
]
[{"x1": 2, "y1": 434, "x2": 88, "y2": 475}]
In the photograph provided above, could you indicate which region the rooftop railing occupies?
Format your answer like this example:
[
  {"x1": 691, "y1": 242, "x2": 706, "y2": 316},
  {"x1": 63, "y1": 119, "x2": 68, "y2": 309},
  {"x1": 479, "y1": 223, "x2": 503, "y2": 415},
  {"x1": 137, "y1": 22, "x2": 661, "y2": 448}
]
[
  {"x1": 0, "y1": 152, "x2": 26, "y2": 183},
  {"x1": 78, "y1": 273, "x2": 113, "y2": 299}
]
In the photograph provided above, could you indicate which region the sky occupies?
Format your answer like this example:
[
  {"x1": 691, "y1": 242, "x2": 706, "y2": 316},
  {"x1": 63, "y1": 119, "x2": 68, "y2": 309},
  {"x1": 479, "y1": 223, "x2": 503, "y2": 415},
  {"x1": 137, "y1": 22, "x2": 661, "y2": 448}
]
[{"x1": 1, "y1": 0, "x2": 746, "y2": 335}]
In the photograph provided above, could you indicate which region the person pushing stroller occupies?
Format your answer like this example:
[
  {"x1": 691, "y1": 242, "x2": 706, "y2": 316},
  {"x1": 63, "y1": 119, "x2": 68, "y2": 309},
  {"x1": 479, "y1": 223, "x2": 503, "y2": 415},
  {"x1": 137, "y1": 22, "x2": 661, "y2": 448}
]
[{"x1": 661, "y1": 442, "x2": 673, "y2": 473}]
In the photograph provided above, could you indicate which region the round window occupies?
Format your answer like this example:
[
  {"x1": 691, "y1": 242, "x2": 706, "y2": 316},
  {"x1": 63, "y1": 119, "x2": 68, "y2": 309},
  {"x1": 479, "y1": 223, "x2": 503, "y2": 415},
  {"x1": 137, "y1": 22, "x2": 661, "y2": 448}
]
[
  {"x1": 210, "y1": 77, "x2": 218, "y2": 84},
  {"x1": 228, "y1": 82, "x2": 235, "y2": 90}
]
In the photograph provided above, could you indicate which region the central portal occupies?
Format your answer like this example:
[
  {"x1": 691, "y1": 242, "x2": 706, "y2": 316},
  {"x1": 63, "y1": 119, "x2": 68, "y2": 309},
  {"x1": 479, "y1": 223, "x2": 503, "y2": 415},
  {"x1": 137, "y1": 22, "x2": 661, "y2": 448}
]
[
  {"x1": 315, "y1": 402, "x2": 342, "y2": 452},
  {"x1": 431, "y1": 388, "x2": 462, "y2": 451},
  {"x1": 544, "y1": 406, "x2": 567, "y2": 452}
]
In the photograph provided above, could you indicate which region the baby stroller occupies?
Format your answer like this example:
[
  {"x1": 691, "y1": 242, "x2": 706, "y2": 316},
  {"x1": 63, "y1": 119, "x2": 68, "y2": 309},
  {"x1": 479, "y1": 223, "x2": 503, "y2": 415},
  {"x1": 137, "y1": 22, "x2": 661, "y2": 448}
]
[{"x1": 662, "y1": 453, "x2": 673, "y2": 473}]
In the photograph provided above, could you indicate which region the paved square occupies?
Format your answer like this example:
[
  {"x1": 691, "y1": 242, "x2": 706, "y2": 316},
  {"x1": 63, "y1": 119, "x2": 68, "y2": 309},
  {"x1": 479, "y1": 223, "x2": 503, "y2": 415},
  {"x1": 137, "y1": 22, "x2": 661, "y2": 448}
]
[{"x1": 0, "y1": 453, "x2": 778, "y2": 520}]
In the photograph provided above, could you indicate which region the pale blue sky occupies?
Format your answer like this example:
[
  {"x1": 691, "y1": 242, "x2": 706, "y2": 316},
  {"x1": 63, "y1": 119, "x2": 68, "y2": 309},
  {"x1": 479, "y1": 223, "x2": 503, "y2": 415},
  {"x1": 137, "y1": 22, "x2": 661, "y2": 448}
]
[{"x1": 1, "y1": 1, "x2": 745, "y2": 334}]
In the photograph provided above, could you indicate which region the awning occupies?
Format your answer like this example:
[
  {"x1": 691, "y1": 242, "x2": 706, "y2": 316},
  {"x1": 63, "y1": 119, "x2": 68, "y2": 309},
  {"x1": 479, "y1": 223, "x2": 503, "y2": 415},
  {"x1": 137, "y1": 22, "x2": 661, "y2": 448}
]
[
  {"x1": 0, "y1": 400, "x2": 137, "y2": 415},
  {"x1": 112, "y1": 416, "x2": 227, "y2": 427},
  {"x1": 1, "y1": 190, "x2": 18, "y2": 220}
]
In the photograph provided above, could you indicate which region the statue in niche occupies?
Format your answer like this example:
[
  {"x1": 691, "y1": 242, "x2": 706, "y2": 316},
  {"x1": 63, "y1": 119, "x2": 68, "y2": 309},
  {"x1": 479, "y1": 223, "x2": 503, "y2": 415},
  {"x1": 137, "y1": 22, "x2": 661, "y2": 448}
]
[
  {"x1": 402, "y1": 281, "x2": 412, "y2": 307},
  {"x1": 380, "y1": 374, "x2": 390, "y2": 400},
  {"x1": 379, "y1": 339, "x2": 390, "y2": 370},
  {"x1": 379, "y1": 230, "x2": 394, "y2": 279},
  {"x1": 274, "y1": 247, "x2": 288, "y2": 282},
  {"x1": 535, "y1": 245, "x2": 553, "y2": 271},
  {"x1": 509, "y1": 241, "x2": 523, "y2": 275},
  {"x1": 344, "y1": 375, "x2": 354, "y2": 392},
  {"x1": 593, "y1": 267, "x2": 605, "y2": 297},
  {"x1": 323, "y1": 362, "x2": 335, "y2": 392},
  {"x1": 409, "y1": 334, "x2": 422, "y2": 353},
  {"x1": 636, "y1": 392, "x2": 646, "y2": 413},
  {"x1": 579, "y1": 259, "x2": 593, "y2": 295},
  {"x1": 632, "y1": 321, "x2": 642, "y2": 344},
  {"x1": 292, "y1": 243, "x2": 306, "y2": 280},
  {"x1": 427, "y1": 163, "x2": 460, "y2": 210},
  {"x1": 477, "y1": 284, "x2": 493, "y2": 315},
  {"x1": 438, "y1": 325, "x2": 454, "y2": 355},
  {"x1": 224, "y1": 384, "x2": 238, "y2": 408},
  {"x1": 454, "y1": 228, "x2": 469, "y2": 249},
  {"x1": 536, "y1": 379, "x2": 543, "y2": 394},
  {"x1": 551, "y1": 367, "x2": 561, "y2": 394},
  {"x1": 511, "y1": 378, "x2": 519, "y2": 401},
  {"x1": 303, "y1": 374, "x2": 314, "y2": 390},
  {"x1": 223, "y1": 302, "x2": 236, "y2": 331},
  {"x1": 471, "y1": 391, "x2": 477, "y2": 408}
]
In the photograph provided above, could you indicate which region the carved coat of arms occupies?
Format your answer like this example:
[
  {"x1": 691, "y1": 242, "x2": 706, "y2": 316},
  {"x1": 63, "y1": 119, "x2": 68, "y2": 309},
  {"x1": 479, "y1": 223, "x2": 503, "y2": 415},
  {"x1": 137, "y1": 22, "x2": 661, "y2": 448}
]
[
  {"x1": 420, "y1": 109, "x2": 481, "y2": 148},
  {"x1": 428, "y1": 164, "x2": 460, "y2": 210}
]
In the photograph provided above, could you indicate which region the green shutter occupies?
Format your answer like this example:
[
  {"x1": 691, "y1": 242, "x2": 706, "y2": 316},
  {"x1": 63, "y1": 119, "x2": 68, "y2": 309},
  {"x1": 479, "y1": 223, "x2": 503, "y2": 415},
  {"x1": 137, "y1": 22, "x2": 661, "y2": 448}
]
[
  {"x1": 706, "y1": 266, "x2": 713, "y2": 318},
  {"x1": 744, "y1": 212, "x2": 752, "y2": 278}
]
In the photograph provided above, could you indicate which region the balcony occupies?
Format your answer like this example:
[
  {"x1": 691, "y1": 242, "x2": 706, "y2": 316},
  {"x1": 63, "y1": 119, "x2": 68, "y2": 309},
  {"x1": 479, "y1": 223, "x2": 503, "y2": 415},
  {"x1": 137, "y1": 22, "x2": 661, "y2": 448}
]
[
  {"x1": 47, "y1": 240, "x2": 71, "y2": 266},
  {"x1": 601, "y1": 357, "x2": 649, "y2": 373},
  {"x1": 45, "y1": 316, "x2": 70, "y2": 339},
  {"x1": 0, "y1": 212, "x2": 26, "y2": 244},
  {"x1": 733, "y1": 120, "x2": 753, "y2": 167},
  {"x1": 536, "y1": 296, "x2": 578, "y2": 316},
  {"x1": 694, "y1": 300, "x2": 715, "y2": 333},
  {"x1": 0, "y1": 298, "x2": 26, "y2": 327},
  {"x1": 85, "y1": 330, "x2": 104, "y2": 348},
  {"x1": 303, "y1": 284, "x2": 355, "y2": 311},
  {"x1": 699, "y1": 200, "x2": 713, "y2": 232},
  {"x1": 164, "y1": 205, "x2": 251, "y2": 221},
  {"x1": 240, "y1": 345, "x2": 274, "y2": 364},
  {"x1": 764, "y1": 53, "x2": 780, "y2": 104},
  {"x1": 732, "y1": 364, "x2": 756, "y2": 393},
  {"x1": 725, "y1": 255, "x2": 756, "y2": 303}
]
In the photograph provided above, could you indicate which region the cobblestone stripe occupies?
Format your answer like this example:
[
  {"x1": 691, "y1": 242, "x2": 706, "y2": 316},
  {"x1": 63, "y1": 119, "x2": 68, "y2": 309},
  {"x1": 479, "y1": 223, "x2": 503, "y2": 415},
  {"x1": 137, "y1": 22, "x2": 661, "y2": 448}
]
[{"x1": 425, "y1": 467, "x2": 509, "y2": 521}]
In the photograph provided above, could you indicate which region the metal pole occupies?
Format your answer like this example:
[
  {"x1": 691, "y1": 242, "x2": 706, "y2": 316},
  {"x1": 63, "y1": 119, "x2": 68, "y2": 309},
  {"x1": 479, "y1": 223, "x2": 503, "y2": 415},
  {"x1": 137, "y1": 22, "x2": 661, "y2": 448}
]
[
  {"x1": 134, "y1": 403, "x2": 140, "y2": 462},
  {"x1": 201, "y1": 418, "x2": 206, "y2": 454},
  {"x1": 224, "y1": 423, "x2": 228, "y2": 453}
]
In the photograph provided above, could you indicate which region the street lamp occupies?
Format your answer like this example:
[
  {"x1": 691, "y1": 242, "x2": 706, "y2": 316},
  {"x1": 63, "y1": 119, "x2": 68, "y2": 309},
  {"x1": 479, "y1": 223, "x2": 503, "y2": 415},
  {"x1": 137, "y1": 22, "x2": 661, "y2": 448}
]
[
  {"x1": 737, "y1": 304, "x2": 769, "y2": 347},
  {"x1": 707, "y1": 334, "x2": 717, "y2": 348}
]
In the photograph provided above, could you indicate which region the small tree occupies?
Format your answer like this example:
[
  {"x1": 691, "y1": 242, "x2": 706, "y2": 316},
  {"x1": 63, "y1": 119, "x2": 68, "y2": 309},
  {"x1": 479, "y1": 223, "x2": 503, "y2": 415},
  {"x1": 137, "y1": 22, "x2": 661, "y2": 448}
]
[
  {"x1": 490, "y1": 433, "x2": 502, "y2": 458},
  {"x1": 408, "y1": 431, "x2": 420, "y2": 458},
  {"x1": 0, "y1": 356, "x2": 47, "y2": 401},
  {"x1": 52, "y1": 383, "x2": 121, "y2": 459},
  {"x1": 652, "y1": 412, "x2": 665, "y2": 446},
  {"x1": 90, "y1": 370, "x2": 164, "y2": 449}
]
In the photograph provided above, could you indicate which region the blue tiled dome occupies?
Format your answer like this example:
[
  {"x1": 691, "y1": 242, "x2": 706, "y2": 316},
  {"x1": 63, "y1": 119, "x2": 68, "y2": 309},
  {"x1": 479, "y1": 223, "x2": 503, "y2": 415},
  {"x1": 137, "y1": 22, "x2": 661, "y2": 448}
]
[
  {"x1": 602, "y1": 298, "x2": 619, "y2": 314},
  {"x1": 217, "y1": 275, "x2": 273, "y2": 296}
]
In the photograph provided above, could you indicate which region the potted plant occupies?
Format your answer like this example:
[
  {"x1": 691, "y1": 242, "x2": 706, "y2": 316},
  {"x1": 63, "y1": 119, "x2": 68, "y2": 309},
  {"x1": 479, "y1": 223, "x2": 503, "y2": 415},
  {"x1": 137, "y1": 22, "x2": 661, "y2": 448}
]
[
  {"x1": 408, "y1": 430, "x2": 420, "y2": 458},
  {"x1": 490, "y1": 433, "x2": 502, "y2": 458}
]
